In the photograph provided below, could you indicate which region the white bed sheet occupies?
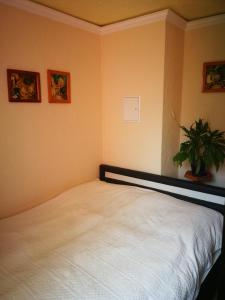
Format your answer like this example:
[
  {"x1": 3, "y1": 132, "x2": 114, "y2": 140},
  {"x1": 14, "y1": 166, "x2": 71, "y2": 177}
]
[{"x1": 0, "y1": 180, "x2": 223, "y2": 300}]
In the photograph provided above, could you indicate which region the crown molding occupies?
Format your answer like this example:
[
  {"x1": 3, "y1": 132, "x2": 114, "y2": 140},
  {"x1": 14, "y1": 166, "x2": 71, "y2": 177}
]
[
  {"x1": 186, "y1": 13, "x2": 225, "y2": 30},
  {"x1": 0, "y1": 0, "x2": 100, "y2": 34},
  {"x1": 100, "y1": 9, "x2": 187, "y2": 35},
  {"x1": 1, "y1": 0, "x2": 225, "y2": 35},
  {"x1": 166, "y1": 10, "x2": 187, "y2": 30},
  {"x1": 100, "y1": 10, "x2": 168, "y2": 35}
]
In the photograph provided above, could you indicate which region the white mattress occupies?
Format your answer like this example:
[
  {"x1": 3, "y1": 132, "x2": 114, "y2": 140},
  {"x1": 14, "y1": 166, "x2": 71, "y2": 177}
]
[{"x1": 0, "y1": 180, "x2": 223, "y2": 300}]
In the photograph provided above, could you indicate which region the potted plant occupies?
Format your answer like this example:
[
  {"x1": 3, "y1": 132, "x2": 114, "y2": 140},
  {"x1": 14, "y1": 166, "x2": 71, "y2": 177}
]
[{"x1": 173, "y1": 119, "x2": 225, "y2": 177}]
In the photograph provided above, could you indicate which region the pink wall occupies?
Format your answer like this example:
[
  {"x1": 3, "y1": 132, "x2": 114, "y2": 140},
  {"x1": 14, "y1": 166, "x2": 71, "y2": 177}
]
[
  {"x1": 0, "y1": 4, "x2": 102, "y2": 218},
  {"x1": 1, "y1": 3, "x2": 224, "y2": 218},
  {"x1": 102, "y1": 22, "x2": 166, "y2": 174},
  {"x1": 180, "y1": 23, "x2": 225, "y2": 187}
]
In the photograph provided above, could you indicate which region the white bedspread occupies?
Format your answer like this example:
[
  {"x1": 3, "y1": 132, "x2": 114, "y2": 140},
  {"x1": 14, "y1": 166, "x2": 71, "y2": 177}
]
[{"x1": 0, "y1": 181, "x2": 223, "y2": 300}]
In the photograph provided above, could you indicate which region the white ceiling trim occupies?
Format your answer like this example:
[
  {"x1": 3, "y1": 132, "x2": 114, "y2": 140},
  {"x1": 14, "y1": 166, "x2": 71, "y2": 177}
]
[
  {"x1": 0, "y1": 0, "x2": 225, "y2": 35},
  {"x1": 100, "y1": 10, "x2": 169, "y2": 35},
  {"x1": 166, "y1": 10, "x2": 187, "y2": 30},
  {"x1": 100, "y1": 9, "x2": 187, "y2": 35},
  {"x1": 0, "y1": 0, "x2": 100, "y2": 34},
  {"x1": 186, "y1": 13, "x2": 225, "y2": 30}
]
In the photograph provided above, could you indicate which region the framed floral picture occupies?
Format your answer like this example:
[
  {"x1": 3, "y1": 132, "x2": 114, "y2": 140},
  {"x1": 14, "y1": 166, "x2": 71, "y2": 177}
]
[
  {"x1": 7, "y1": 69, "x2": 41, "y2": 102},
  {"x1": 202, "y1": 61, "x2": 225, "y2": 92},
  {"x1": 47, "y1": 70, "x2": 71, "y2": 103}
]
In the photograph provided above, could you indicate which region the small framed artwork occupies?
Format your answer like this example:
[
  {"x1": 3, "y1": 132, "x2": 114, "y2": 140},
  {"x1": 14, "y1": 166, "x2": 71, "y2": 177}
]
[
  {"x1": 203, "y1": 61, "x2": 225, "y2": 92},
  {"x1": 47, "y1": 70, "x2": 71, "y2": 103},
  {"x1": 7, "y1": 69, "x2": 41, "y2": 102}
]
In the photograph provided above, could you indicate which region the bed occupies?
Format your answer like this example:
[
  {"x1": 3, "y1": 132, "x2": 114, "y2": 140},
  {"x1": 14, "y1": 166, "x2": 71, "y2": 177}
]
[{"x1": 0, "y1": 164, "x2": 224, "y2": 300}]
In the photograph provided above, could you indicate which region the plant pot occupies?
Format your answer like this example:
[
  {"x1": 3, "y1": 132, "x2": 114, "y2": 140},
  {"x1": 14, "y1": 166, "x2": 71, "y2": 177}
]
[
  {"x1": 185, "y1": 170, "x2": 212, "y2": 182},
  {"x1": 191, "y1": 162, "x2": 207, "y2": 177}
]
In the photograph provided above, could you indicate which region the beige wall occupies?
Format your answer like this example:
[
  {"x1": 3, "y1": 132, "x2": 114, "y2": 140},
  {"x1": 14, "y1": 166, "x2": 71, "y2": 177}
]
[
  {"x1": 180, "y1": 23, "x2": 225, "y2": 187},
  {"x1": 161, "y1": 23, "x2": 184, "y2": 177},
  {"x1": 0, "y1": 4, "x2": 102, "y2": 218},
  {"x1": 102, "y1": 22, "x2": 166, "y2": 174}
]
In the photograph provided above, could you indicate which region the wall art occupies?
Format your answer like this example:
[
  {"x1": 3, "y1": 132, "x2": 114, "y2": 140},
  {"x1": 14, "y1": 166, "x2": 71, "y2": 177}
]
[
  {"x1": 203, "y1": 61, "x2": 225, "y2": 92},
  {"x1": 47, "y1": 70, "x2": 71, "y2": 103},
  {"x1": 7, "y1": 69, "x2": 41, "y2": 102}
]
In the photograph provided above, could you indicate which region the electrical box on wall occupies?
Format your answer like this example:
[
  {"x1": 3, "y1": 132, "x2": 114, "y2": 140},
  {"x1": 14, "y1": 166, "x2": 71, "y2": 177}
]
[{"x1": 123, "y1": 96, "x2": 140, "y2": 122}]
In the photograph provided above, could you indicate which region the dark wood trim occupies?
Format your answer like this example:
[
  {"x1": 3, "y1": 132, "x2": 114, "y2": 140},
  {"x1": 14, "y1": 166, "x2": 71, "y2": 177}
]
[
  {"x1": 196, "y1": 256, "x2": 221, "y2": 300},
  {"x1": 99, "y1": 164, "x2": 225, "y2": 300},
  {"x1": 100, "y1": 164, "x2": 225, "y2": 197}
]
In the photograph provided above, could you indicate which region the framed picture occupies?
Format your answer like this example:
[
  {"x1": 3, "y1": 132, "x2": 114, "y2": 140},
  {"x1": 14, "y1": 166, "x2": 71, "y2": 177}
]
[
  {"x1": 7, "y1": 69, "x2": 41, "y2": 102},
  {"x1": 203, "y1": 61, "x2": 225, "y2": 92},
  {"x1": 47, "y1": 70, "x2": 71, "y2": 103}
]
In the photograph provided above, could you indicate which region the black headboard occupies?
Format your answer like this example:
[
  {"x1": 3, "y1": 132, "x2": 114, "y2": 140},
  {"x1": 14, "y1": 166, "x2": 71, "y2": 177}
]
[{"x1": 99, "y1": 164, "x2": 225, "y2": 214}]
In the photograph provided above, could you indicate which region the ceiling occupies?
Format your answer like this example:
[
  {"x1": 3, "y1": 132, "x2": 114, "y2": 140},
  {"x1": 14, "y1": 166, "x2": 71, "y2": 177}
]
[{"x1": 30, "y1": 0, "x2": 225, "y2": 26}]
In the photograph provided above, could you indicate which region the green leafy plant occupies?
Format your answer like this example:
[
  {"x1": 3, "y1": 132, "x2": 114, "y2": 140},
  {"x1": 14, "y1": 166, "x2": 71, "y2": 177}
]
[{"x1": 173, "y1": 119, "x2": 225, "y2": 176}]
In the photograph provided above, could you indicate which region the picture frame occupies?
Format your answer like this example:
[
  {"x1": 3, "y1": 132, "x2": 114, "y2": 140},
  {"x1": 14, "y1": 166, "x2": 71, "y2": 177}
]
[
  {"x1": 202, "y1": 61, "x2": 225, "y2": 92},
  {"x1": 47, "y1": 70, "x2": 71, "y2": 103},
  {"x1": 7, "y1": 69, "x2": 41, "y2": 102}
]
